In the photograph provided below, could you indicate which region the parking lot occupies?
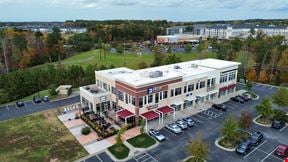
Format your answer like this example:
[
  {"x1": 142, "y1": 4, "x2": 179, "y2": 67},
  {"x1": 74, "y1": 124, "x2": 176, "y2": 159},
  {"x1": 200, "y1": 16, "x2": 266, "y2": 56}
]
[{"x1": 79, "y1": 83, "x2": 286, "y2": 162}]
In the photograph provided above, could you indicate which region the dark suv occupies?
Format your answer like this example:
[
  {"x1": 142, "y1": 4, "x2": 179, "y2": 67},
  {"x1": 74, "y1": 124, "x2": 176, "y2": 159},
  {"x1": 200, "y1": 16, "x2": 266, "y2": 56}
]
[
  {"x1": 212, "y1": 104, "x2": 226, "y2": 111},
  {"x1": 230, "y1": 96, "x2": 245, "y2": 103},
  {"x1": 33, "y1": 96, "x2": 42, "y2": 103},
  {"x1": 236, "y1": 95, "x2": 250, "y2": 101},
  {"x1": 236, "y1": 139, "x2": 253, "y2": 155},
  {"x1": 250, "y1": 131, "x2": 264, "y2": 146},
  {"x1": 16, "y1": 101, "x2": 25, "y2": 107},
  {"x1": 272, "y1": 120, "x2": 285, "y2": 129}
]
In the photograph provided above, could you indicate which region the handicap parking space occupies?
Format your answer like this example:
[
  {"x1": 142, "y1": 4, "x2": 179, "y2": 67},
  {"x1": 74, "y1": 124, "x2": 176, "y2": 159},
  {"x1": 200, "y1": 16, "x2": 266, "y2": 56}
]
[
  {"x1": 133, "y1": 152, "x2": 158, "y2": 162},
  {"x1": 243, "y1": 140, "x2": 285, "y2": 162},
  {"x1": 200, "y1": 109, "x2": 221, "y2": 119}
]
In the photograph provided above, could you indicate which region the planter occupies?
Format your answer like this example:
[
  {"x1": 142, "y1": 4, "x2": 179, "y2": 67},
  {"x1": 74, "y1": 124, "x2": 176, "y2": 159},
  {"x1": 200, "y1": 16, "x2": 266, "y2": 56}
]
[
  {"x1": 182, "y1": 156, "x2": 207, "y2": 162},
  {"x1": 253, "y1": 115, "x2": 272, "y2": 127},
  {"x1": 215, "y1": 136, "x2": 236, "y2": 152}
]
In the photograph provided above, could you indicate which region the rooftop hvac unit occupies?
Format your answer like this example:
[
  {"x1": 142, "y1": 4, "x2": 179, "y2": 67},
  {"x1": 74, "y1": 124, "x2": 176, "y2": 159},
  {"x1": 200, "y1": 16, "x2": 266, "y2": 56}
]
[
  {"x1": 149, "y1": 71, "x2": 163, "y2": 78},
  {"x1": 174, "y1": 65, "x2": 181, "y2": 69},
  {"x1": 191, "y1": 64, "x2": 198, "y2": 68},
  {"x1": 90, "y1": 89, "x2": 99, "y2": 94}
]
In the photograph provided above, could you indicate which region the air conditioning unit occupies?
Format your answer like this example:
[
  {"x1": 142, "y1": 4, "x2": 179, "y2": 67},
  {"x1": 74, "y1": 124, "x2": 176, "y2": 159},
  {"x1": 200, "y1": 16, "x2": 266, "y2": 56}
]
[
  {"x1": 174, "y1": 65, "x2": 181, "y2": 69},
  {"x1": 149, "y1": 71, "x2": 163, "y2": 78},
  {"x1": 191, "y1": 64, "x2": 198, "y2": 68}
]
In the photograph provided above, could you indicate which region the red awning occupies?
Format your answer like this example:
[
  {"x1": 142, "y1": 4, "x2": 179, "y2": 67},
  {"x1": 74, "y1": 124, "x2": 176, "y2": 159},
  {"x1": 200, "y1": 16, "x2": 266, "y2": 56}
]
[
  {"x1": 157, "y1": 106, "x2": 174, "y2": 115},
  {"x1": 117, "y1": 109, "x2": 134, "y2": 119},
  {"x1": 228, "y1": 83, "x2": 237, "y2": 88},
  {"x1": 219, "y1": 86, "x2": 228, "y2": 91},
  {"x1": 141, "y1": 111, "x2": 159, "y2": 121}
]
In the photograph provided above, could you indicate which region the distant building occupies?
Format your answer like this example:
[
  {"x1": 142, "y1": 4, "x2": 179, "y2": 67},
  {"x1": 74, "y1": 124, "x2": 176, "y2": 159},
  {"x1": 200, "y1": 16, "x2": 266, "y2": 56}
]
[
  {"x1": 1, "y1": 25, "x2": 87, "y2": 33},
  {"x1": 156, "y1": 34, "x2": 204, "y2": 44},
  {"x1": 166, "y1": 26, "x2": 186, "y2": 35},
  {"x1": 193, "y1": 24, "x2": 288, "y2": 39}
]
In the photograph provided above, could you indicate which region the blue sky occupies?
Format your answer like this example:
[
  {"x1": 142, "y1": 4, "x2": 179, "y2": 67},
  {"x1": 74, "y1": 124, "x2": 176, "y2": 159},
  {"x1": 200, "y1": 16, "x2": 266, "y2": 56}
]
[{"x1": 0, "y1": 0, "x2": 288, "y2": 21}]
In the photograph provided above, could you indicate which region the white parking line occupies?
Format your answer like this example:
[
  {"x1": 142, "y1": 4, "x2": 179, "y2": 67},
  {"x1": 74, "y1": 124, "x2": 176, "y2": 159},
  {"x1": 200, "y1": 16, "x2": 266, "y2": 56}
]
[
  {"x1": 257, "y1": 149, "x2": 283, "y2": 161},
  {"x1": 280, "y1": 124, "x2": 288, "y2": 132},
  {"x1": 95, "y1": 154, "x2": 103, "y2": 162},
  {"x1": 163, "y1": 128, "x2": 178, "y2": 137},
  {"x1": 195, "y1": 114, "x2": 210, "y2": 120},
  {"x1": 6, "y1": 105, "x2": 9, "y2": 110},
  {"x1": 244, "y1": 140, "x2": 267, "y2": 159},
  {"x1": 269, "y1": 86, "x2": 274, "y2": 89},
  {"x1": 260, "y1": 146, "x2": 281, "y2": 162},
  {"x1": 190, "y1": 116, "x2": 204, "y2": 124}
]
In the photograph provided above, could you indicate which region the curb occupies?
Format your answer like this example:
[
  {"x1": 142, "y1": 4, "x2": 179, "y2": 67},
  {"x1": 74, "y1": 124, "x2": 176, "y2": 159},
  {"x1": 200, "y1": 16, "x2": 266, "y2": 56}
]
[
  {"x1": 182, "y1": 156, "x2": 207, "y2": 162},
  {"x1": 252, "y1": 115, "x2": 271, "y2": 127},
  {"x1": 106, "y1": 139, "x2": 160, "y2": 162},
  {"x1": 214, "y1": 136, "x2": 236, "y2": 152}
]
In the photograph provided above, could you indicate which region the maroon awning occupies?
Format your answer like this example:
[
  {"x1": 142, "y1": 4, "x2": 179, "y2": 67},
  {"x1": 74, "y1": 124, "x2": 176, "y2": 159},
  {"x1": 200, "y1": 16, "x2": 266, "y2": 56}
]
[
  {"x1": 117, "y1": 109, "x2": 134, "y2": 119},
  {"x1": 141, "y1": 111, "x2": 159, "y2": 121},
  {"x1": 228, "y1": 83, "x2": 237, "y2": 88},
  {"x1": 157, "y1": 106, "x2": 174, "y2": 115},
  {"x1": 219, "y1": 86, "x2": 228, "y2": 91}
]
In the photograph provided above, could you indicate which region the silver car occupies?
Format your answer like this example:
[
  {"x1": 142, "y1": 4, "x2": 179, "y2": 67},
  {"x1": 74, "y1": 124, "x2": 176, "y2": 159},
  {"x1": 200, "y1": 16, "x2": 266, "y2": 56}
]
[
  {"x1": 148, "y1": 129, "x2": 166, "y2": 142},
  {"x1": 176, "y1": 120, "x2": 188, "y2": 129},
  {"x1": 182, "y1": 117, "x2": 195, "y2": 127},
  {"x1": 165, "y1": 123, "x2": 182, "y2": 134}
]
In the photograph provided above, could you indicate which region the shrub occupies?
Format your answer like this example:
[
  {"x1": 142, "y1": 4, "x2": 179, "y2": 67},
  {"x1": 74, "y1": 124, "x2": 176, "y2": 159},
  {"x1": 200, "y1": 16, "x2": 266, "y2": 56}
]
[{"x1": 81, "y1": 126, "x2": 91, "y2": 135}]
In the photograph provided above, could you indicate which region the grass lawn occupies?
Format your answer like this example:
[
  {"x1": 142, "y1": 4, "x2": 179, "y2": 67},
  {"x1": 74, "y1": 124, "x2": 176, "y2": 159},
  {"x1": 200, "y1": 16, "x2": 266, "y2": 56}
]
[
  {"x1": 0, "y1": 110, "x2": 88, "y2": 162},
  {"x1": 34, "y1": 49, "x2": 217, "y2": 70},
  {"x1": 108, "y1": 143, "x2": 130, "y2": 160},
  {"x1": 127, "y1": 133, "x2": 156, "y2": 148},
  {"x1": 218, "y1": 130, "x2": 251, "y2": 149},
  {"x1": 256, "y1": 116, "x2": 273, "y2": 125}
]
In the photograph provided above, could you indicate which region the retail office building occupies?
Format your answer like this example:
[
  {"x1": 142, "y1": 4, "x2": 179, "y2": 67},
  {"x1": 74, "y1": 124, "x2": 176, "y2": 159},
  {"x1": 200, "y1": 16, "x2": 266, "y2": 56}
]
[{"x1": 80, "y1": 59, "x2": 240, "y2": 123}]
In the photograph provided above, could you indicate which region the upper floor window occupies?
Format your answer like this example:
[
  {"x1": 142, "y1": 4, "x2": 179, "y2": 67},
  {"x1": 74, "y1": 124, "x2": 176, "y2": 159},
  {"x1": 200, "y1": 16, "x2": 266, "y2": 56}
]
[
  {"x1": 148, "y1": 94, "x2": 153, "y2": 103},
  {"x1": 220, "y1": 73, "x2": 228, "y2": 83},
  {"x1": 200, "y1": 81, "x2": 205, "y2": 89},
  {"x1": 188, "y1": 84, "x2": 194, "y2": 92},
  {"x1": 175, "y1": 87, "x2": 182, "y2": 96},
  {"x1": 163, "y1": 91, "x2": 168, "y2": 99},
  {"x1": 228, "y1": 71, "x2": 236, "y2": 81},
  {"x1": 139, "y1": 97, "x2": 143, "y2": 108},
  {"x1": 170, "y1": 89, "x2": 174, "y2": 97},
  {"x1": 118, "y1": 91, "x2": 124, "y2": 101}
]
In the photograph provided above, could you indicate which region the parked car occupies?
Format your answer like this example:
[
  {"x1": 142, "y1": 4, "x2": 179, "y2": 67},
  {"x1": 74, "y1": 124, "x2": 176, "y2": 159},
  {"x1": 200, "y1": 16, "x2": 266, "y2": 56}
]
[
  {"x1": 230, "y1": 96, "x2": 245, "y2": 103},
  {"x1": 16, "y1": 101, "x2": 25, "y2": 107},
  {"x1": 42, "y1": 96, "x2": 49, "y2": 102},
  {"x1": 212, "y1": 104, "x2": 226, "y2": 111},
  {"x1": 165, "y1": 123, "x2": 182, "y2": 134},
  {"x1": 182, "y1": 117, "x2": 195, "y2": 127},
  {"x1": 148, "y1": 129, "x2": 166, "y2": 142},
  {"x1": 242, "y1": 93, "x2": 252, "y2": 100},
  {"x1": 236, "y1": 139, "x2": 253, "y2": 155},
  {"x1": 275, "y1": 144, "x2": 288, "y2": 157},
  {"x1": 236, "y1": 95, "x2": 250, "y2": 101},
  {"x1": 33, "y1": 96, "x2": 42, "y2": 103},
  {"x1": 272, "y1": 120, "x2": 286, "y2": 129},
  {"x1": 250, "y1": 131, "x2": 264, "y2": 146},
  {"x1": 176, "y1": 120, "x2": 188, "y2": 130}
]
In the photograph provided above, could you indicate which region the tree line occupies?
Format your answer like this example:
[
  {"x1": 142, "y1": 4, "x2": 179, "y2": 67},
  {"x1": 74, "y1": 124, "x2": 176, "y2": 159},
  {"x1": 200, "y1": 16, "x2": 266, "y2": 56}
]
[{"x1": 210, "y1": 31, "x2": 288, "y2": 85}]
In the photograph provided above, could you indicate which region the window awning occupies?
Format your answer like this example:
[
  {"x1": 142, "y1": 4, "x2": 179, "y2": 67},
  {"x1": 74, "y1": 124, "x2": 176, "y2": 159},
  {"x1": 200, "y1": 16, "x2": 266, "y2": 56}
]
[
  {"x1": 157, "y1": 106, "x2": 174, "y2": 115},
  {"x1": 228, "y1": 83, "x2": 237, "y2": 89},
  {"x1": 184, "y1": 96, "x2": 196, "y2": 101},
  {"x1": 219, "y1": 86, "x2": 228, "y2": 91},
  {"x1": 141, "y1": 111, "x2": 160, "y2": 121},
  {"x1": 116, "y1": 109, "x2": 134, "y2": 119},
  {"x1": 196, "y1": 93, "x2": 207, "y2": 98},
  {"x1": 208, "y1": 89, "x2": 219, "y2": 95}
]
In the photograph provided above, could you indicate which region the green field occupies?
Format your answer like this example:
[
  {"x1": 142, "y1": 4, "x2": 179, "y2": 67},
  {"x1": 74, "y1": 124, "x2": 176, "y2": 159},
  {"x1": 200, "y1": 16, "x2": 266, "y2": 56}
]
[
  {"x1": 0, "y1": 110, "x2": 88, "y2": 162},
  {"x1": 35, "y1": 49, "x2": 217, "y2": 70}
]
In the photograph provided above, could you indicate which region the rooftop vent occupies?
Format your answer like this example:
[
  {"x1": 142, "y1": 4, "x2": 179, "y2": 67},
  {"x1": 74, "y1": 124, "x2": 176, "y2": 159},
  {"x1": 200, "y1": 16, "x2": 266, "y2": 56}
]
[
  {"x1": 191, "y1": 64, "x2": 198, "y2": 68},
  {"x1": 149, "y1": 71, "x2": 163, "y2": 78},
  {"x1": 85, "y1": 87, "x2": 90, "y2": 90},
  {"x1": 90, "y1": 89, "x2": 99, "y2": 94},
  {"x1": 174, "y1": 65, "x2": 181, "y2": 69}
]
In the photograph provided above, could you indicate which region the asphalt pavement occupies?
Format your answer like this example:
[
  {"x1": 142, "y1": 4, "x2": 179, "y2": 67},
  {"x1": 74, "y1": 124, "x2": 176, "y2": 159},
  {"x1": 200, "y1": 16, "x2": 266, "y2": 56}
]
[{"x1": 0, "y1": 95, "x2": 80, "y2": 121}]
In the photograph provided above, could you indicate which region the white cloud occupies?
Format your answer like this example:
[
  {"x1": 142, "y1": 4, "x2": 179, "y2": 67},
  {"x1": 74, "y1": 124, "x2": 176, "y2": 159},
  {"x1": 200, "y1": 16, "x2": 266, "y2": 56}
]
[{"x1": 0, "y1": 0, "x2": 287, "y2": 10}]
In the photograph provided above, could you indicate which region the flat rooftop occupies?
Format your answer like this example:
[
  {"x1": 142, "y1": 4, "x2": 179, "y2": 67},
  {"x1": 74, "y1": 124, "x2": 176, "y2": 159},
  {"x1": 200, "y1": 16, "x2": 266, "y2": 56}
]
[{"x1": 96, "y1": 59, "x2": 240, "y2": 87}]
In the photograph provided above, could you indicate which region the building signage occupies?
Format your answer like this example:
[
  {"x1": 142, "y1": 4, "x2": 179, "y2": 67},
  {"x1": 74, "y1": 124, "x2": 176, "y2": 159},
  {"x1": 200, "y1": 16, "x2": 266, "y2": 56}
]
[
  {"x1": 100, "y1": 96, "x2": 107, "y2": 102},
  {"x1": 147, "y1": 87, "x2": 162, "y2": 94}
]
